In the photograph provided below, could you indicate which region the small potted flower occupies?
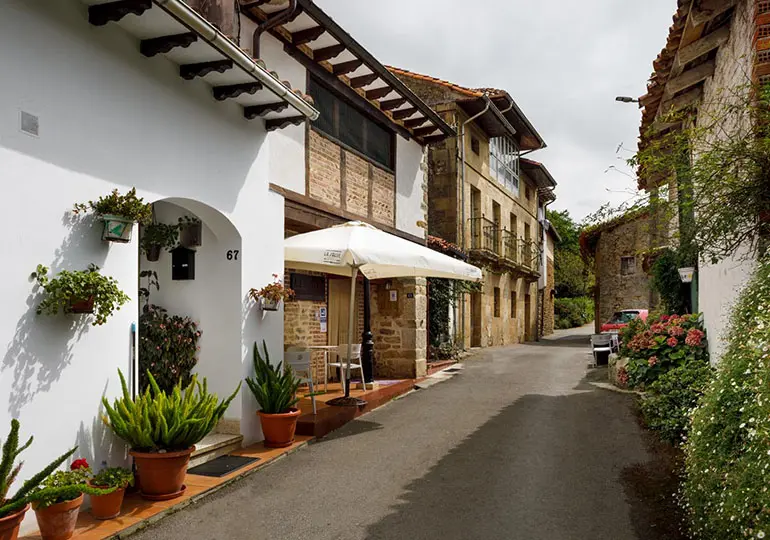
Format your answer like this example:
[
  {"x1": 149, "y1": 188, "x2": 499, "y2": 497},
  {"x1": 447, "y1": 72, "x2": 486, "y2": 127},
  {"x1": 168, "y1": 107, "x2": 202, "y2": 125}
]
[
  {"x1": 73, "y1": 188, "x2": 152, "y2": 243},
  {"x1": 87, "y1": 466, "x2": 134, "y2": 520},
  {"x1": 32, "y1": 264, "x2": 130, "y2": 326},
  {"x1": 32, "y1": 461, "x2": 109, "y2": 540},
  {"x1": 178, "y1": 216, "x2": 202, "y2": 248},
  {"x1": 249, "y1": 275, "x2": 294, "y2": 312},
  {"x1": 140, "y1": 222, "x2": 179, "y2": 262}
]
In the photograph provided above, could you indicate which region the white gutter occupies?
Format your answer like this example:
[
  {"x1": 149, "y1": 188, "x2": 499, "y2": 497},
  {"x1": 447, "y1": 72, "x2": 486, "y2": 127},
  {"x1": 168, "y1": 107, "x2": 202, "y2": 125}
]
[{"x1": 154, "y1": 0, "x2": 320, "y2": 120}]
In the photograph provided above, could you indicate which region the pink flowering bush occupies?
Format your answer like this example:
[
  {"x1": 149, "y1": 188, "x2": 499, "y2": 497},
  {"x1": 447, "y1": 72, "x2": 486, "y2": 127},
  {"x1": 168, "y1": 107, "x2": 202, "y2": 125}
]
[
  {"x1": 138, "y1": 304, "x2": 201, "y2": 393},
  {"x1": 619, "y1": 313, "x2": 709, "y2": 388}
]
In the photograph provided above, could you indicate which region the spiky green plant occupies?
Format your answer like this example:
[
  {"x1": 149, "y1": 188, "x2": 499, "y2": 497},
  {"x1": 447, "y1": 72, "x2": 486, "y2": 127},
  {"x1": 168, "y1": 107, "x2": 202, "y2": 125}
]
[
  {"x1": 245, "y1": 341, "x2": 301, "y2": 414},
  {"x1": 102, "y1": 370, "x2": 241, "y2": 452},
  {"x1": 0, "y1": 420, "x2": 80, "y2": 518}
]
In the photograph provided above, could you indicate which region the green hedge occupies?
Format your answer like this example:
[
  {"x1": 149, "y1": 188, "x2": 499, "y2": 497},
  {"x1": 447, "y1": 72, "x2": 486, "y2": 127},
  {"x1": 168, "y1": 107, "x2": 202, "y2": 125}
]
[
  {"x1": 554, "y1": 297, "x2": 594, "y2": 329},
  {"x1": 683, "y1": 258, "x2": 770, "y2": 538}
]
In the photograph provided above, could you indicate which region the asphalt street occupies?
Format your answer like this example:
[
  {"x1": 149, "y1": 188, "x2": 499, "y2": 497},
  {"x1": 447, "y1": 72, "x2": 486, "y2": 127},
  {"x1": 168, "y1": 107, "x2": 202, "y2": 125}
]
[{"x1": 132, "y1": 326, "x2": 655, "y2": 540}]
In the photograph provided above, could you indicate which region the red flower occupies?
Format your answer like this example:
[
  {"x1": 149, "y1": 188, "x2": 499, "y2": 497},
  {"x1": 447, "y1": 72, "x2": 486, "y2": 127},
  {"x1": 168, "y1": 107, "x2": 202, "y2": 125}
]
[
  {"x1": 70, "y1": 458, "x2": 90, "y2": 471},
  {"x1": 648, "y1": 356, "x2": 658, "y2": 367},
  {"x1": 650, "y1": 323, "x2": 667, "y2": 335},
  {"x1": 667, "y1": 337, "x2": 679, "y2": 347},
  {"x1": 685, "y1": 328, "x2": 705, "y2": 347},
  {"x1": 668, "y1": 325, "x2": 685, "y2": 337},
  {"x1": 659, "y1": 314, "x2": 671, "y2": 322}
]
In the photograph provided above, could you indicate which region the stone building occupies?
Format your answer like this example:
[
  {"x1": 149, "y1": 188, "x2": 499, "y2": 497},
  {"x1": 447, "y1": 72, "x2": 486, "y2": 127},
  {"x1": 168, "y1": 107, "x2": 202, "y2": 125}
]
[
  {"x1": 581, "y1": 211, "x2": 655, "y2": 332},
  {"x1": 539, "y1": 218, "x2": 560, "y2": 337},
  {"x1": 390, "y1": 68, "x2": 557, "y2": 348},
  {"x1": 637, "y1": 0, "x2": 760, "y2": 359}
]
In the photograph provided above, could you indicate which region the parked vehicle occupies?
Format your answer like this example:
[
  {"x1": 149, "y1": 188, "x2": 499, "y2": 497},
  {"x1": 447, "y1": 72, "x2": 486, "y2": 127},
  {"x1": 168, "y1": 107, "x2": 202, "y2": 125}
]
[{"x1": 600, "y1": 309, "x2": 649, "y2": 333}]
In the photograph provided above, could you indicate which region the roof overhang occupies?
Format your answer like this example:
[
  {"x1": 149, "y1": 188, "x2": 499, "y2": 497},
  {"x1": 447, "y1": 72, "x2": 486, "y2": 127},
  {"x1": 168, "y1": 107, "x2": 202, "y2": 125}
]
[
  {"x1": 489, "y1": 94, "x2": 546, "y2": 151},
  {"x1": 458, "y1": 94, "x2": 546, "y2": 151},
  {"x1": 521, "y1": 158, "x2": 557, "y2": 190},
  {"x1": 82, "y1": 0, "x2": 319, "y2": 129},
  {"x1": 458, "y1": 97, "x2": 518, "y2": 139},
  {"x1": 242, "y1": 0, "x2": 455, "y2": 145}
]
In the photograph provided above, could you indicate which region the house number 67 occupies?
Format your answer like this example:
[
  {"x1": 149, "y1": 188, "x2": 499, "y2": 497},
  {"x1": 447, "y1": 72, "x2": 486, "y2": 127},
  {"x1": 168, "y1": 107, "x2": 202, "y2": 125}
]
[{"x1": 226, "y1": 250, "x2": 239, "y2": 261}]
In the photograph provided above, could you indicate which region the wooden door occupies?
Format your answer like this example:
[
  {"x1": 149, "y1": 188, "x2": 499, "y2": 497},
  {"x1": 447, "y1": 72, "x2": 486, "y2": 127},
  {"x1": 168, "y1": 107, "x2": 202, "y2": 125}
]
[
  {"x1": 328, "y1": 278, "x2": 355, "y2": 347},
  {"x1": 470, "y1": 292, "x2": 482, "y2": 347},
  {"x1": 524, "y1": 293, "x2": 532, "y2": 341}
]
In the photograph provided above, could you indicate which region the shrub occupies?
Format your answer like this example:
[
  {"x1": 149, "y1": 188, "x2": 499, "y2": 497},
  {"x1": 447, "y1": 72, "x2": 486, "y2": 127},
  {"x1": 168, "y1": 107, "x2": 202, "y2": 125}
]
[
  {"x1": 32, "y1": 466, "x2": 109, "y2": 509},
  {"x1": 138, "y1": 304, "x2": 201, "y2": 394},
  {"x1": 621, "y1": 313, "x2": 708, "y2": 388},
  {"x1": 91, "y1": 467, "x2": 134, "y2": 489},
  {"x1": 554, "y1": 296, "x2": 594, "y2": 329},
  {"x1": 683, "y1": 258, "x2": 770, "y2": 539},
  {"x1": 102, "y1": 370, "x2": 240, "y2": 452},
  {"x1": 73, "y1": 188, "x2": 152, "y2": 223},
  {"x1": 640, "y1": 361, "x2": 713, "y2": 446}
]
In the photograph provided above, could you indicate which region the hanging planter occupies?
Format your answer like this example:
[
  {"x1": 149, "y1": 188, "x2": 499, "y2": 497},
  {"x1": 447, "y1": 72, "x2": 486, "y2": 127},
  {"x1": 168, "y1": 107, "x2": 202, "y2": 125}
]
[
  {"x1": 678, "y1": 267, "x2": 695, "y2": 283},
  {"x1": 249, "y1": 275, "x2": 294, "y2": 313},
  {"x1": 73, "y1": 188, "x2": 152, "y2": 244},
  {"x1": 68, "y1": 295, "x2": 95, "y2": 314},
  {"x1": 140, "y1": 222, "x2": 179, "y2": 262},
  {"x1": 178, "y1": 216, "x2": 202, "y2": 248},
  {"x1": 145, "y1": 244, "x2": 162, "y2": 262}
]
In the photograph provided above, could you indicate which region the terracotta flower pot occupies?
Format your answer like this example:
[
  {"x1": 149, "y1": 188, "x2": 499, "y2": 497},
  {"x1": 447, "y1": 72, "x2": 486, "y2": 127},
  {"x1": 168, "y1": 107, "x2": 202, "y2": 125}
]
[
  {"x1": 68, "y1": 296, "x2": 95, "y2": 314},
  {"x1": 257, "y1": 408, "x2": 301, "y2": 448},
  {"x1": 87, "y1": 482, "x2": 125, "y2": 520},
  {"x1": 129, "y1": 447, "x2": 194, "y2": 501},
  {"x1": 0, "y1": 504, "x2": 29, "y2": 540},
  {"x1": 33, "y1": 493, "x2": 83, "y2": 540}
]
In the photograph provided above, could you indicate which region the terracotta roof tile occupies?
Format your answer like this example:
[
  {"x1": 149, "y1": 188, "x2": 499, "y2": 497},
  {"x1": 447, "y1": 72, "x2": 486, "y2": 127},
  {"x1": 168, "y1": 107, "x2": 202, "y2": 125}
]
[{"x1": 386, "y1": 66, "x2": 491, "y2": 98}]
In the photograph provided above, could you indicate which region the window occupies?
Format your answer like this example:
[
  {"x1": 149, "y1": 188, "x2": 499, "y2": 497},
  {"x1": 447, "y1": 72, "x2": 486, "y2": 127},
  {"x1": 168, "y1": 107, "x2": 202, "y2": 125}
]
[
  {"x1": 525, "y1": 186, "x2": 532, "y2": 201},
  {"x1": 511, "y1": 291, "x2": 517, "y2": 318},
  {"x1": 471, "y1": 136, "x2": 480, "y2": 155},
  {"x1": 307, "y1": 76, "x2": 394, "y2": 169},
  {"x1": 494, "y1": 287, "x2": 501, "y2": 317},
  {"x1": 621, "y1": 256, "x2": 637, "y2": 275},
  {"x1": 489, "y1": 136, "x2": 520, "y2": 195},
  {"x1": 290, "y1": 273, "x2": 326, "y2": 301}
]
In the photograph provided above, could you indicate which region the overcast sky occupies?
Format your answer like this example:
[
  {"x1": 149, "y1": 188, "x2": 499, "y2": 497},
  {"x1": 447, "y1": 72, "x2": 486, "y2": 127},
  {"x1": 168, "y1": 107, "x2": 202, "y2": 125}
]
[{"x1": 316, "y1": 0, "x2": 675, "y2": 221}]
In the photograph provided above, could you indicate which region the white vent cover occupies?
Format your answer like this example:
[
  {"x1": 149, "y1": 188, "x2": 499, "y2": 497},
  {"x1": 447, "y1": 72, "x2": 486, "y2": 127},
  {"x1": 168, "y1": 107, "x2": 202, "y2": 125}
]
[{"x1": 20, "y1": 111, "x2": 39, "y2": 137}]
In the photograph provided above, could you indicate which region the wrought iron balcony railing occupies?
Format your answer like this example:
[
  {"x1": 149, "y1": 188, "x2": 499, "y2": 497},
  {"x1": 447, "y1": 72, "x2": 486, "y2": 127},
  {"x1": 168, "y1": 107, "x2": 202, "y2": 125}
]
[{"x1": 469, "y1": 217, "x2": 500, "y2": 256}]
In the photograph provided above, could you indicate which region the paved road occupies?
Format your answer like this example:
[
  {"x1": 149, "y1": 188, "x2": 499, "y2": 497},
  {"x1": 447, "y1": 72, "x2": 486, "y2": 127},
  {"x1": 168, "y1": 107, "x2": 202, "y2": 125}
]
[{"x1": 132, "y1": 326, "x2": 655, "y2": 540}]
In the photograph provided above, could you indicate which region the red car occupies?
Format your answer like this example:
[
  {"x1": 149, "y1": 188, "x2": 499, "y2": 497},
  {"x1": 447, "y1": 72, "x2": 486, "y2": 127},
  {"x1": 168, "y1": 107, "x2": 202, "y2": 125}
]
[{"x1": 601, "y1": 309, "x2": 649, "y2": 333}]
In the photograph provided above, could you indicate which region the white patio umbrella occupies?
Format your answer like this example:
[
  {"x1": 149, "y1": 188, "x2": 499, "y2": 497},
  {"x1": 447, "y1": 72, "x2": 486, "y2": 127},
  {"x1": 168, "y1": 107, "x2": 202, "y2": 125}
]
[{"x1": 285, "y1": 221, "x2": 482, "y2": 402}]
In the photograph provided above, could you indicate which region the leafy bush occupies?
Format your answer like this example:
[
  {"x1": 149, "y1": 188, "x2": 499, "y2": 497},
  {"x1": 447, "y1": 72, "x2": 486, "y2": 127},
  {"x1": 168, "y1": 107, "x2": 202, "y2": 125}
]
[
  {"x1": 640, "y1": 361, "x2": 713, "y2": 446},
  {"x1": 554, "y1": 297, "x2": 594, "y2": 329},
  {"x1": 32, "y1": 466, "x2": 109, "y2": 509},
  {"x1": 91, "y1": 467, "x2": 134, "y2": 489},
  {"x1": 683, "y1": 258, "x2": 770, "y2": 538},
  {"x1": 138, "y1": 304, "x2": 201, "y2": 394},
  {"x1": 102, "y1": 370, "x2": 240, "y2": 452},
  {"x1": 33, "y1": 264, "x2": 130, "y2": 326},
  {"x1": 73, "y1": 188, "x2": 152, "y2": 223},
  {"x1": 140, "y1": 222, "x2": 179, "y2": 255},
  {"x1": 0, "y1": 420, "x2": 79, "y2": 518},
  {"x1": 245, "y1": 341, "x2": 301, "y2": 414},
  {"x1": 651, "y1": 248, "x2": 689, "y2": 315},
  {"x1": 621, "y1": 313, "x2": 708, "y2": 388}
]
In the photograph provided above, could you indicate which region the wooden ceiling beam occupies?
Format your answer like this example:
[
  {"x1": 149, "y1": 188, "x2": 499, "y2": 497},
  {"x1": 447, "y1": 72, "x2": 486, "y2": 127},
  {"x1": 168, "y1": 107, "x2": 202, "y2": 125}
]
[
  {"x1": 673, "y1": 24, "x2": 730, "y2": 73},
  {"x1": 266, "y1": 115, "x2": 307, "y2": 131},
  {"x1": 412, "y1": 126, "x2": 438, "y2": 138},
  {"x1": 404, "y1": 117, "x2": 429, "y2": 128},
  {"x1": 180, "y1": 59, "x2": 233, "y2": 80},
  {"x1": 332, "y1": 59, "x2": 363, "y2": 76},
  {"x1": 420, "y1": 135, "x2": 446, "y2": 145},
  {"x1": 244, "y1": 102, "x2": 290, "y2": 119},
  {"x1": 312, "y1": 44, "x2": 346, "y2": 62},
  {"x1": 664, "y1": 59, "x2": 715, "y2": 97},
  {"x1": 140, "y1": 33, "x2": 197, "y2": 57},
  {"x1": 213, "y1": 82, "x2": 263, "y2": 101},
  {"x1": 659, "y1": 86, "x2": 703, "y2": 116},
  {"x1": 349, "y1": 73, "x2": 379, "y2": 88},
  {"x1": 365, "y1": 86, "x2": 392, "y2": 100},
  {"x1": 379, "y1": 97, "x2": 407, "y2": 111},
  {"x1": 392, "y1": 107, "x2": 417, "y2": 120},
  {"x1": 291, "y1": 26, "x2": 325, "y2": 46},
  {"x1": 89, "y1": 0, "x2": 151, "y2": 26},
  {"x1": 690, "y1": 0, "x2": 737, "y2": 27}
]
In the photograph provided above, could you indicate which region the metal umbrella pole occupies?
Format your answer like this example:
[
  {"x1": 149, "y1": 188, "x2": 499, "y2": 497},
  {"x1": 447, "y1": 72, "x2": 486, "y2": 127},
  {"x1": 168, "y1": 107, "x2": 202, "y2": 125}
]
[{"x1": 327, "y1": 266, "x2": 367, "y2": 407}]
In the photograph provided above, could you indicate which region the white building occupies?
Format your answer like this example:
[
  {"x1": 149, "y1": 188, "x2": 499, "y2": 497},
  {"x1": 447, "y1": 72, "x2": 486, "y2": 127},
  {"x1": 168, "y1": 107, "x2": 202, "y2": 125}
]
[{"x1": 0, "y1": 0, "x2": 451, "y2": 532}]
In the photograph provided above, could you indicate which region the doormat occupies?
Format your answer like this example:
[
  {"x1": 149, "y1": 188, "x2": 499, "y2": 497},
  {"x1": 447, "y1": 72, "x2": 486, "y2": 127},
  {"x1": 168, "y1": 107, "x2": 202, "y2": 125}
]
[{"x1": 187, "y1": 455, "x2": 260, "y2": 478}]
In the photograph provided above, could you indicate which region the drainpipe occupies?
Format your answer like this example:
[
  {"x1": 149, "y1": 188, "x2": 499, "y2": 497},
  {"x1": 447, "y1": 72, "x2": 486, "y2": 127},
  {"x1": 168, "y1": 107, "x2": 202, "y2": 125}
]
[
  {"x1": 251, "y1": 0, "x2": 298, "y2": 60},
  {"x1": 154, "y1": 0, "x2": 317, "y2": 120},
  {"x1": 458, "y1": 95, "x2": 491, "y2": 348}
]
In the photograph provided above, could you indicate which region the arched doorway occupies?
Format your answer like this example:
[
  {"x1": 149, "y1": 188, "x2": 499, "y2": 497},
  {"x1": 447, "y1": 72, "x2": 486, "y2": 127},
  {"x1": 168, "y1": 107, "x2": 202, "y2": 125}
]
[{"x1": 137, "y1": 198, "x2": 243, "y2": 432}]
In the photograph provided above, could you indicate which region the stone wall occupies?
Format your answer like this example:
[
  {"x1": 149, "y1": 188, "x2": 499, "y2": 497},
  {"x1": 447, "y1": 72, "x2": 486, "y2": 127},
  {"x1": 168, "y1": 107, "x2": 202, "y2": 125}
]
[
  {"x1": 542, "y1": 257, "x2": 555, "y2": 336},
  {"x1": 594, "y1": 215, "x2": 653, "y2": 332},
  {"x1": 283, "y1": 270, "x2": 328, "y2": 383},
  {"x1": 371, "y1": 278, "x2": 428, "y2": 378},
  {"x1": 307, "y1": 129, "x2": 396, "y2": 228}
]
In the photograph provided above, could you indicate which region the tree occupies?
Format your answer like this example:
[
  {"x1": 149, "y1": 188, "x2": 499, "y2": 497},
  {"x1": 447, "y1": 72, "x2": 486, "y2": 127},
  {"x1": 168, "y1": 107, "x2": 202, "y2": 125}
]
[{"x1": 547, "y1": 209, "x2": 593, "y2": 298}]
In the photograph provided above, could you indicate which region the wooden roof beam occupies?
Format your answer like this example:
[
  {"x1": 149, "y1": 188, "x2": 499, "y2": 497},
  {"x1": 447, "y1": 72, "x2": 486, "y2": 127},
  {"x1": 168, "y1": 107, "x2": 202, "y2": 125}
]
[
  {"x1": 332, "y1": 59, "x2": 363, "y2": 76},
  {"x1": 244, "y1": 102, "x2": 290, "y2": 119},
  {"x1": 392, "y1": 107, "x2": 417, "y2": 120},
  {"x1": 659, "y1": 86, "x2": 703, "y2": 116},
  {"x1": 266, "y1": 115, "x2": 306, "y2": 131},
  {"x1": 180, "y1": 59, "x2": 233, "y2": 80},
  {"x1": 89, "y1": 0, "x2": 151, "y2": 26},
  {"x1": 379, "y1": 97, "x2": 407, "y2": 111},
  {"x1": 404, "y1": 117, "x2": 429, "y2": 128},
  {"x1": 690, "y1": 0, "x2": 737, "y2": 27},
  {"x1": 140, "y1": 33, "x2": 197, "y2": 57},
  {"x1": 365, "y1": 86, "x2": 392, "y2": 100},
  {"x1": 664, "y1": 59, "x2": 715, "y2": 97},
  {"x1": 312, "y1": 44, "x2": 346, "y2": 62},
  {"x1": 413, "y1": 126, "x2": 438, "y2": 138},
  {"x1": 349, "y1": 73, "x2": 379, "y2": 88},
  {"x1": 673, "y1": 24, "x2": 730, "y2": 73},
  {"x1": 213, "y1": 82, "x2": 263, "y2": 101},
  {"x1": 291, "y1": 26, "x2": 325, "y2": 46}
]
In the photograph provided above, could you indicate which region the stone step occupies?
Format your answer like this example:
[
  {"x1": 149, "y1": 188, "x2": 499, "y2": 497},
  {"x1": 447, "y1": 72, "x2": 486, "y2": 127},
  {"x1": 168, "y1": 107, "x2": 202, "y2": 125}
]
[{"x1": 189, "y1": 433, "x2": 243, "y2": 469}]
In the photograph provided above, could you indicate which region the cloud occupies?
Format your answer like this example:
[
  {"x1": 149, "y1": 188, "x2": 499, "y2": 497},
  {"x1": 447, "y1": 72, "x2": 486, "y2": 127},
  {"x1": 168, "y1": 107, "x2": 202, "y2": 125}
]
[{"x1": 316, "y1": 0, "x2": 674, "y2": 219}]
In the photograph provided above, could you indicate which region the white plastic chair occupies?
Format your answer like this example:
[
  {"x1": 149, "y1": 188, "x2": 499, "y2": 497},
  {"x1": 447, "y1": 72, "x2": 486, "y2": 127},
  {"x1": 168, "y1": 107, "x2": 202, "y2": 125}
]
[
  {"x1": 328, "y1": 344, "x2": 363, "y2": 395},
  {"x1": 285, "y1": 348, "x2": 316, "y2": 415},
  {"x1": 590, "y1": 334, "x2": 613, "y2": 367}
]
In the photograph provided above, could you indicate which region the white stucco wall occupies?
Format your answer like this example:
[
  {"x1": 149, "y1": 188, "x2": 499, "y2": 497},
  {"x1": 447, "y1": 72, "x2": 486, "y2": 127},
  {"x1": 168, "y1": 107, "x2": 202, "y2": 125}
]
[
  {"x1": 396, "y1": 135, "x2": 427, "y2": 238},
  {"x1": 1, "y1": 1, "x2": 286, "y2": 531}
]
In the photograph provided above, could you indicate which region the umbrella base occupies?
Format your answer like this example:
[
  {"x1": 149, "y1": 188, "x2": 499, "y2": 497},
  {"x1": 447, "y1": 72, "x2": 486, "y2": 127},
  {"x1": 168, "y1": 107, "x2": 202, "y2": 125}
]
[{"x1": 327, "y1": 397, "x2": 368, "y2": 408}]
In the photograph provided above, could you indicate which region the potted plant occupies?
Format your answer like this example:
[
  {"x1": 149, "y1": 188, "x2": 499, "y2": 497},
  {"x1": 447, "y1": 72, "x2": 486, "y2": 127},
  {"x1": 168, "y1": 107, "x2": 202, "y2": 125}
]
[
  {"x1": 178, "y1": 216, "x2": 202, "y2": 248},
  {"x1": 0, "y1": 421, "x2": 81, "y2": 540},
  {"x1": 73, "y1": 188, "x2": 152, "y2": 243},
  {"x1": 31, "y1": 461, "x2": 109, "y2": 540},
  {"x1": 140, "y1": 222, "x2": 179, "y2": 262},
  {"x1": 249, "y1": 275, "x2": 294, "y2": 312},
  {"x1": 245, "y1": 341, "x2": 302, "y2": 448},
  {"x1": 102, "y1": 370, "x2": 240, "y2": 501},
  {"x1": 32, "y1": 265, "x2": 130, "y2": 326},
  {"x1": 86, "y1": 466, "x2": 133, "y2": 520}
]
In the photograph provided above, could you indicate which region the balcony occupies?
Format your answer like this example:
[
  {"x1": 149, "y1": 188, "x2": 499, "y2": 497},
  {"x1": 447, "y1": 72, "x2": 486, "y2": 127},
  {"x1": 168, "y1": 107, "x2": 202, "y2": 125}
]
[
  {"x1": 469, "y1": 217, "x2": 501, "y2": 259},
  {"x1": 469, "y1": 219, "x2": 542, "y2": 279},
  {"x1": 519, "y1": 239, "x2": 543, "y2": 278},
  {"x1": 502, "y1": 230, "x2": 518, "y2": 266}
]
